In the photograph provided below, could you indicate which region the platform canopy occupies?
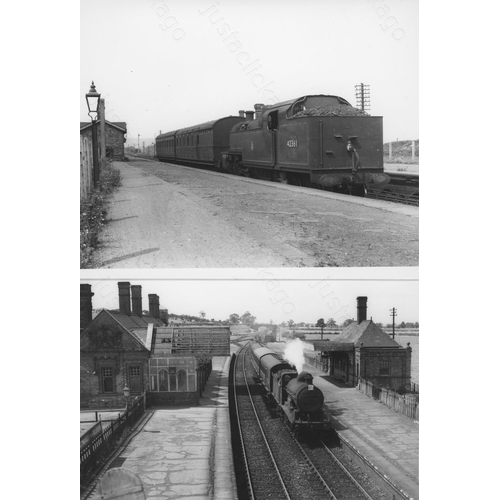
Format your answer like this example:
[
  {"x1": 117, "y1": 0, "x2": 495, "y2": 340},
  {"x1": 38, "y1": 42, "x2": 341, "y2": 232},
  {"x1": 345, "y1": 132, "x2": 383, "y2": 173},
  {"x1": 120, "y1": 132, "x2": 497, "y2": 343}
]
[{"x1": 304, "y1": 340, "x2": 354, "y2": 352}]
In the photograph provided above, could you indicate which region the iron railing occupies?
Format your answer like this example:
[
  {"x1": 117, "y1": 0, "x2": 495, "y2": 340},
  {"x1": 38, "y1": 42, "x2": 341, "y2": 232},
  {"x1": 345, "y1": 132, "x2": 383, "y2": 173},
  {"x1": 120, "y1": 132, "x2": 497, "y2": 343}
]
[{"x1": 80, "y1": 394, "x2": 145, "y2": 486}]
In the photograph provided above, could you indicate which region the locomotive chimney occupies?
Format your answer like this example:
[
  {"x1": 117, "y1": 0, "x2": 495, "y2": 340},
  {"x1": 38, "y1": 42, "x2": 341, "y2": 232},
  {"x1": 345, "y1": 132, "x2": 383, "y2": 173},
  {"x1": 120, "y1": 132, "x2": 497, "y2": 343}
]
[
  {"x1": 254, "y1": 103, "x2": 264, "y2": 120},
  {"x1": 357, "y1": 296, "x2": 368, "y2": 323},
  {"x1": 118, "y1": 282, "x2": 131, "y2": 316},
  {"x1": 131, "y1": 285, "x2": 142, "y2": 317},
  {"x1": 238, "y1": 109, "x2": 245, "y2": 117},
  {"x1": 80, "y1": 284, "x2": 94, "y2": 329},
  {"x1": 245, "y1": 110, "x2": 254, "y2": 120},
  {"x1": 148, "y1": 294, "x2": 160, "y2": 319}
]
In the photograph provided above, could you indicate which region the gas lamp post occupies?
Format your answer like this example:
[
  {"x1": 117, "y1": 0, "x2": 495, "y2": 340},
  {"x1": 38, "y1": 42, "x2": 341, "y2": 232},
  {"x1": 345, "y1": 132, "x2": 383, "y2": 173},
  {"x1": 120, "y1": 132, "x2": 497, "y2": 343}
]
[{"x1": 85, "y1": 81, "x2": 101, "y2": 188}]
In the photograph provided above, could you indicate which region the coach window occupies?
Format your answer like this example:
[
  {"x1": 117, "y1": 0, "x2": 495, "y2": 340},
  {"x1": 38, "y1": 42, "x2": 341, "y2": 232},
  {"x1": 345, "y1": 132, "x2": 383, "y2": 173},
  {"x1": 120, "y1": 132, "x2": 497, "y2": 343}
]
[{"x1": 268, "y1": 110, "x2": 278, "y2": 131}]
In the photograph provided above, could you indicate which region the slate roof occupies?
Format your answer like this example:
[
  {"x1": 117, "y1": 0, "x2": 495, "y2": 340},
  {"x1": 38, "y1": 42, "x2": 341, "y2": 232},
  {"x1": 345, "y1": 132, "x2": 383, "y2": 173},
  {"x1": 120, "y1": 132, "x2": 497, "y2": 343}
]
[
  {"x1": 335, "y1": 320, "x2": 402, "y2": 348},
  {"x1": 98, "y1": 310, "x2": 163, "y2": 349},
  {"x1": 80, "y1": 120, "x2": 127, "y2": 132}
]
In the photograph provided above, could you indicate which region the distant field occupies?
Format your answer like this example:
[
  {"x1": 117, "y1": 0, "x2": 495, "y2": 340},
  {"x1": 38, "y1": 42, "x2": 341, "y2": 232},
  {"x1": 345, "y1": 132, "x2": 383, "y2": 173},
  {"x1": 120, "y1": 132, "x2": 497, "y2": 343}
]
[{"x1": 384, "y1": 139, "x2": 419, "y2": 165}]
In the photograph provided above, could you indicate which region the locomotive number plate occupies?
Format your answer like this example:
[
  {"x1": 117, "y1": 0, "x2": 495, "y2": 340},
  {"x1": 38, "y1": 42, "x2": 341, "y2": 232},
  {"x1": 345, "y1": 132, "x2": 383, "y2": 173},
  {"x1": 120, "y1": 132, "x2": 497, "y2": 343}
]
[{"x1": 287, "y1": 138, "x2": 297, "y2": 148}]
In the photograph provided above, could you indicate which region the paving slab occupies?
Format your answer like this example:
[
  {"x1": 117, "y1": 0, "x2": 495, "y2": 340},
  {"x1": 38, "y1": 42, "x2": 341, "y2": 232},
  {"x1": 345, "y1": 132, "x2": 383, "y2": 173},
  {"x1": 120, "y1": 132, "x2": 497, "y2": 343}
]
[{"x1": 88, "y1": 356, "x2": 236, "y2": 500}]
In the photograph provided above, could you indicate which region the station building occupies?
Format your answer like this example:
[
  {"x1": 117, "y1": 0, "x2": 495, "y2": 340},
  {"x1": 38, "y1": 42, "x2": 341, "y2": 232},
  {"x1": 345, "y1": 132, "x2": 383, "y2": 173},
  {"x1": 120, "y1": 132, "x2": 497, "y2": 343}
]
[
  {"x1": 80, "y1": 282, "x2": 164, "y2": 408},
  {"x1": 303, "y1": 297, "x2": 412, "y2": 393},
  {"x1": 80, "y1": 120, "x2": 127, "y2": 161},
  {"x1": 80, "y1": 282, "x2": 230, "y2": 409}
]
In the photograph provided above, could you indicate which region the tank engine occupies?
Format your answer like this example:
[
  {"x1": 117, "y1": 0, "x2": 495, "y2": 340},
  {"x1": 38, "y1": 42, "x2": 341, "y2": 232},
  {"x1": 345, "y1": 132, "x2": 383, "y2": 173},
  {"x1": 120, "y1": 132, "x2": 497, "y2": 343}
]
[
  {"x1": 155, "y1": 94, "x2": 389, "y2": 195},
  {"x1": 249, "y1": 342, "x2": 331, "y2": 433},
  {"x1": 223, "y1": 95, "x2": 390, "y2": 194}
]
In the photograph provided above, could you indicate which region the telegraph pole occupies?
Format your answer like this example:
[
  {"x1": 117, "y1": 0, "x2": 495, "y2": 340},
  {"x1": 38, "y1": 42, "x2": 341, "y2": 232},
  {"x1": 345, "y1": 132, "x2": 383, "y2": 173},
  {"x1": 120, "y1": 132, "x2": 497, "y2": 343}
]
[
  {"x1": 389, "y1": 308, "x2": 397, "y2": 339},
  {"x1": 355, "y1": 83, "x2": 371, "y2": 111},
  {"x1": 138, "y1": 134, "x2": 140, "y2": 152}
]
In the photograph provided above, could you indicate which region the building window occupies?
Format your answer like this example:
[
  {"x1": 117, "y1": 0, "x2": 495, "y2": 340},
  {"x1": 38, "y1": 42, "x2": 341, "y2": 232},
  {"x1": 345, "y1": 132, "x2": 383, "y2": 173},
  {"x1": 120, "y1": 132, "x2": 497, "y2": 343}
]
[
  {"x1": 101, "y1": 367, "x2": 114, "y2": 393},
  {"x1": 379, "y1": 359, "x2": 390, "y2": 376}
]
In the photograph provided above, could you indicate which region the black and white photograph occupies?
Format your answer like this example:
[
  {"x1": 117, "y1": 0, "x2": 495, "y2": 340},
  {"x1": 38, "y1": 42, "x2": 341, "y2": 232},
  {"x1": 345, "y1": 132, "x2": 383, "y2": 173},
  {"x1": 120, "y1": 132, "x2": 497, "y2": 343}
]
[
  {"x1": 80, "y1": 0, "x2": 418, "y2": 270},
  {"x1": 78, "y1": 1, "x2": 421, "y2": 499},
  {"x1": 80, "y1": 272, "x2": 418, "y2": 499}
]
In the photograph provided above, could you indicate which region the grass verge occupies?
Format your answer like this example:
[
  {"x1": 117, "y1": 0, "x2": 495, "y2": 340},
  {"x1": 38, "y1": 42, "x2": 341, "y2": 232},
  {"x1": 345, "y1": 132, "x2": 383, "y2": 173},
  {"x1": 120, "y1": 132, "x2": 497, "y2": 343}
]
[{"x1": 80, "y1": 161, "x2": 122, "y2": 268}]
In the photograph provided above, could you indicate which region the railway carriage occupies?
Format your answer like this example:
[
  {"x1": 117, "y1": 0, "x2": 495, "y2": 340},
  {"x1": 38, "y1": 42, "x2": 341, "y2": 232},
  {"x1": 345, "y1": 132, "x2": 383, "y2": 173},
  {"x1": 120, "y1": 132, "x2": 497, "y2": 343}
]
[
  {"x1": 156, "y1": 116, "x2": 245, "y2": 167},
  {"x1": 155, "y1": 94, "x2": 389, "y2": 194}
]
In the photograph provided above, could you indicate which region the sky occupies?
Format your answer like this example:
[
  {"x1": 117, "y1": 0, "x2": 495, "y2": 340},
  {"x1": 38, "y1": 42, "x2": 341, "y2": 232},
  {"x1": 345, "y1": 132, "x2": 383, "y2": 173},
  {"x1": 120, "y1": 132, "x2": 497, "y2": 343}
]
[
  {"x1": 80, "y1": 0, "x2": 419, "y2": 144},
  {"x1": 81, "y1": 271, "x2": 418, "y2": 325}
]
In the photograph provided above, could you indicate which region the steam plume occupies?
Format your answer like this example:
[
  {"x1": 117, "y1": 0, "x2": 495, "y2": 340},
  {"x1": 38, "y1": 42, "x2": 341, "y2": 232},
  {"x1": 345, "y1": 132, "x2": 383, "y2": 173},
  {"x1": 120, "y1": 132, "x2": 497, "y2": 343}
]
[{"x1": 284, "y1": 338, "x2": 305, "y2": 373}]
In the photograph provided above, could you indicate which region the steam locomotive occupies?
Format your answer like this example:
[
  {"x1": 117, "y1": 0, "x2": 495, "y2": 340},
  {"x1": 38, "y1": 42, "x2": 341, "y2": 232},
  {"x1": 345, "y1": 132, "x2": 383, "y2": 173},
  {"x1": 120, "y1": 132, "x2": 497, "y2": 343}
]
[
  {"x1": 249, "y1": 342, "x2": 331, "y2": 433},
  {"x1": 156, "y1": 94, "x2": 390, "y2": 195}
]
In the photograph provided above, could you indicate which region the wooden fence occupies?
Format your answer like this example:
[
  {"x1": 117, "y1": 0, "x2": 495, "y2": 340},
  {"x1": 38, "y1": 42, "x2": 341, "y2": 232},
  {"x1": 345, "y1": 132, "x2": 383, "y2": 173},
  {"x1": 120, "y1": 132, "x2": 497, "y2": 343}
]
[
  {"x1": 80, "y1": 394, "x2": 145, "y2": 488},
  {"x1": 80, "y1": 135, "x2": 93, "y2": 200},
  {"x1": 358, "y1": 378, "x2": 419, "y2": 421}
]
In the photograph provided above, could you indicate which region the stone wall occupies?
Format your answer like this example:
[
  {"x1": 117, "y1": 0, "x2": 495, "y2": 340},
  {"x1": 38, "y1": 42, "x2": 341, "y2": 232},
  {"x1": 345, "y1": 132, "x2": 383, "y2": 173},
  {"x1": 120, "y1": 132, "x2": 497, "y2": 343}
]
[{"x1": 80, "y1": 123, "x2": 126, "y2": 161}]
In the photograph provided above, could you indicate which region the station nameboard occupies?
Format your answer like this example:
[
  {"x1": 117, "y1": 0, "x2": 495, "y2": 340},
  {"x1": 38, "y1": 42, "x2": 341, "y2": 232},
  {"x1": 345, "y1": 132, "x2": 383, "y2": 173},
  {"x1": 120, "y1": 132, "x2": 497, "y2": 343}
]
[{"x1": 151, "y1": 326, "x2": 230, "y2": 356}]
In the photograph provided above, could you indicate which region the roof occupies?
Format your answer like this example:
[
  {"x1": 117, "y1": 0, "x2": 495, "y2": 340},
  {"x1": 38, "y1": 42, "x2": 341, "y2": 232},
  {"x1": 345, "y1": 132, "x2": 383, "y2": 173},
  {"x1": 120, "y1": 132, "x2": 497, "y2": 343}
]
[
  {"x1": 101, "y1": 310, "x2": 163, "y2": 348},
  {"x1": 80, "y1": 120, "x2": 127, "y2": 133},
  {"x1": 336, "y1": 320, "x2": 402, "y2": 348},
  {"x1": 156, "y1": 116, "x2": 243, "y2": 139}
]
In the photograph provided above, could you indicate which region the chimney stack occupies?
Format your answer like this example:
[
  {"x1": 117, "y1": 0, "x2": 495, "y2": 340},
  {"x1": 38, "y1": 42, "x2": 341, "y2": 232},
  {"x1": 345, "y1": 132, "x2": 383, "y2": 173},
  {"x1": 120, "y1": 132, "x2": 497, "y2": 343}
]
[
  {"x1": 148, "y1": 294, "x2": 160, "y2": 319},
  {"x1": 357, "y1": 296, "x2": 368, "y2": 323},
  {"x1": 238, "y1": 109, "x2": 245, "y2": 117},
  {"x1": 254, "y1": 103, "x2": 264, "y2": 120},
  {"x1": 80, "y1": 284, "x2": 94, "y2": 329},
  {"x1": 118, "y1": 282, "x2": 131, "y2": 315},
  {"x1": 131, "y1": 285, "x2": 142, "y2": 317},
  {"x1": 245, "y1": 110, "x2": 254, "y2": 120}
]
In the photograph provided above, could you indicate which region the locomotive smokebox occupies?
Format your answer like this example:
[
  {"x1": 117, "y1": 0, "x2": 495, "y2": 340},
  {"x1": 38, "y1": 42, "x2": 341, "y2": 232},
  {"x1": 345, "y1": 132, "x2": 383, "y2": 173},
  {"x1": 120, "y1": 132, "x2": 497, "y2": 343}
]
[{"x1": 286, "y1": 372, "x2": 324, "y2": 414}]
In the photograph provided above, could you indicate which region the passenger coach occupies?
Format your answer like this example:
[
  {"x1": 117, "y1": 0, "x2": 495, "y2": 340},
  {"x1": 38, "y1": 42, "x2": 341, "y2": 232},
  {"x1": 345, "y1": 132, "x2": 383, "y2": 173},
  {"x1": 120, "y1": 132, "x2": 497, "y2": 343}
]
[{"x1": 156, "y1": 116, "x2": 245, "y2": 167}]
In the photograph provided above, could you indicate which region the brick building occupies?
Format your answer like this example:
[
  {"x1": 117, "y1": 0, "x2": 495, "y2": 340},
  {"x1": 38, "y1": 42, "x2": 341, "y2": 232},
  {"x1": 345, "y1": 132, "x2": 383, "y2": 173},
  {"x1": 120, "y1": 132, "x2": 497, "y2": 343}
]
[
  {"x1": 80, "y1": 283, "x2": 230, "y2": 409},
  {"x1": 80, "y1": 120, "x2": 127, "y2": 161},
  {"x1": 80, "y1": 282, "x2": 164, "y2": 408},
  {"x1": 303, "y1": 296, "x2": 412, "y2": 393}
]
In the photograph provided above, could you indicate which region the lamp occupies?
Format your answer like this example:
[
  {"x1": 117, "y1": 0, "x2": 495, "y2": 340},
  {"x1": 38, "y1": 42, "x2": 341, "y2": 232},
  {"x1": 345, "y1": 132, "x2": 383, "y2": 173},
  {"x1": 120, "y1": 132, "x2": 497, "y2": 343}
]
[
  {"x1": 86, "y1": 81, "x2": 101, "y2": 121},
  {"x1": 85, "y1": 81, "x2": 101, "y2": 187},
  {"x1": 123, "y1": 385, "x2": 130, "y2": 411}
]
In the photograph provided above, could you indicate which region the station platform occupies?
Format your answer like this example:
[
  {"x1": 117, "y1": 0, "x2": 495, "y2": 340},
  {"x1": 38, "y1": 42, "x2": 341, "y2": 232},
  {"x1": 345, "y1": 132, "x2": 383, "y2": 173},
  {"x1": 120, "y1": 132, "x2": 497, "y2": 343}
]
[
  {"x1": 269, "y1": 342, "x2": 419, "y2": 500},
  {"x1": 87, "y1": 356, "x2": 237, "y2": 500}
]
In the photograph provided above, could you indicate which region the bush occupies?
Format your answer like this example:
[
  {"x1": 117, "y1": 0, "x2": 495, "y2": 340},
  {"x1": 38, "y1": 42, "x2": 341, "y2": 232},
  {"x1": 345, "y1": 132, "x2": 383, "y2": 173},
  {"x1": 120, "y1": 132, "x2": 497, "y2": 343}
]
[{"x1": 80, "y1": 162, "x2": 122, "y2": 268}]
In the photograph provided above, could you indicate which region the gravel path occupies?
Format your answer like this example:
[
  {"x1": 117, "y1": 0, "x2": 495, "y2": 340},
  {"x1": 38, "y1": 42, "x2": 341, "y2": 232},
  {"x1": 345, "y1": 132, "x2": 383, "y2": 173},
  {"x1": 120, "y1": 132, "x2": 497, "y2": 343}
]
[{"x1": 93, "y1": 159, "x2": 418, "y2": 268}]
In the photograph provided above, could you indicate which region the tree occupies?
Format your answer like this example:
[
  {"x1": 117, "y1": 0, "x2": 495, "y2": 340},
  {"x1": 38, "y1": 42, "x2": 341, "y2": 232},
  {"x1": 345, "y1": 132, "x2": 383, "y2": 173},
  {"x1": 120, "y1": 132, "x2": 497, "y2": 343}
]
[
  {"x1": 287, "y1": 319, "x2": 295, "y2": 328},
  {"x1": 316, "y1": 318, "x2": 325, "y2": 339},
  {"x1": 199, "y1": 310, "x2": 206, "y2": 319},
  {"x1": 241, "y1": 311, "x2": 256, "y2": 326},
  {"x1": 342, "y1": 318, "x2": 355, "y2": 328},
  {"x1": 229, "y1": 313, "x2": 240, "y2": 324},
  {"x1": 326, "y1": 318, "x2": 337, "y2": 328}
]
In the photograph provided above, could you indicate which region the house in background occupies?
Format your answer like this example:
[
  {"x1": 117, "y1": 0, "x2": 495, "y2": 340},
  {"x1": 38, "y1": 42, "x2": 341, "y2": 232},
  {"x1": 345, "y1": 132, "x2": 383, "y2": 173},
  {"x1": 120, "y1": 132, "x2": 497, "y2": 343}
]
[
  {"x1": 80, "y1": 120, "x2": 127, "y2": 161},
  {"x1": 80, "y1": 282, "x2": 164, "y2": 408}
]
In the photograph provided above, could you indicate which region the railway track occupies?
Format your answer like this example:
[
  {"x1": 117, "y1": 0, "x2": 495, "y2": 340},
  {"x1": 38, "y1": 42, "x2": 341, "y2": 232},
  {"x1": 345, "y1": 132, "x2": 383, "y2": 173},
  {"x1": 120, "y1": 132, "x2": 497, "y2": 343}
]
[
  {"x1": 231, "y1": 343, "x2": 384, "y2": 500},
  {"x1": 367, "y1": 172, "x2": 419, "y2": 206}
]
